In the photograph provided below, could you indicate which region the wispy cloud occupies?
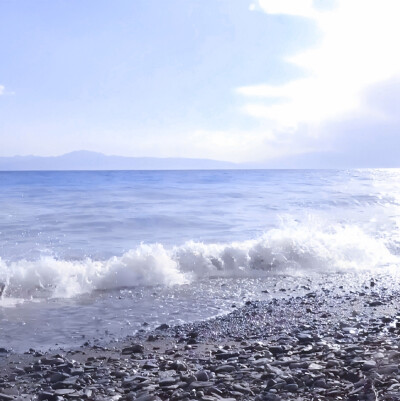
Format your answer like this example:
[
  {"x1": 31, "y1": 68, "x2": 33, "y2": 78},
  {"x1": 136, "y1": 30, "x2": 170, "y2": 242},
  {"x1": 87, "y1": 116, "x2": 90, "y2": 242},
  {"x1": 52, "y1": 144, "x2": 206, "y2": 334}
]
[
  {"x1": 252, "y1": 0, "x2": 317, "y2": 18},
  {"x1": 239, "y1": 0, "x2": 400, "y2": 131},
  {"x1": 0, "y1": 85, "x2": 15, "y2": 96}
]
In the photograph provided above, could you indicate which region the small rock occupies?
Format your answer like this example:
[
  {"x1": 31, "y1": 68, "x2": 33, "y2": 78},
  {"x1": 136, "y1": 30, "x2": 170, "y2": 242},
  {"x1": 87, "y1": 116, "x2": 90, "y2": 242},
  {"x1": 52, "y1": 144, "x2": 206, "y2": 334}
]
[
  {"x1": 296, "y1": 333, "x2": 313, "y2": 344},
  {"x1": 195, "y1": 370, "x2": 209, "y2": 381},
  {"x1": 362, "y1": 360, "x2": 377, "y2": 371},
  {"x1": 159, "y1": 377, "x2": 177, "y2": 386},
  {"x1": 285, "y1": 383, "x2": 298, "y2": 392},
  {"x1": 156, "y1": 323, "x2": 170, "y2": 330},
  {"x1": 313, "y1": 378, "x2": 327, "y2": 388},
  {"x1": 122, "y1": 344, "x2": 144, "y2": 354},
  {"x1": 368, "y1": 300, "x2": 384, "y2": 307},
  {"x1": 269, "y1": 346, "x2": 284, "y2": 355},
  {"x1": 308, "y1": 363, "x2": 324, "y2": 371},
  {"x1": 48, "y1": 372, "x2": 70, "y2": 383},
  {"x1": 215, "y1": 364, "x2": 236, "y2": 373},
  {"x1": 54, "y1": 389, "x2": 76, "y2": 395}
]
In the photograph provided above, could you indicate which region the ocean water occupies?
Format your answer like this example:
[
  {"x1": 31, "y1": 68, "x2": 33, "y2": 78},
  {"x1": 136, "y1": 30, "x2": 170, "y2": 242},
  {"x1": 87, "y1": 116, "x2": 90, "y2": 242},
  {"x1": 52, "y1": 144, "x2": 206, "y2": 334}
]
[{"x1": 1, "y1": 169, "x2": 400, "y2": 351}]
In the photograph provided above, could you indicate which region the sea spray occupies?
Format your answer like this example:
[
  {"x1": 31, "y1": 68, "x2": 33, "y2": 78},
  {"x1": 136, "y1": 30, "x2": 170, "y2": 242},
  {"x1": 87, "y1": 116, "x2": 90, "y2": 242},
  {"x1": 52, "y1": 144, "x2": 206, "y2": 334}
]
[{"x1": 0, "y1": 221, "x2": 398, "y2": 300}]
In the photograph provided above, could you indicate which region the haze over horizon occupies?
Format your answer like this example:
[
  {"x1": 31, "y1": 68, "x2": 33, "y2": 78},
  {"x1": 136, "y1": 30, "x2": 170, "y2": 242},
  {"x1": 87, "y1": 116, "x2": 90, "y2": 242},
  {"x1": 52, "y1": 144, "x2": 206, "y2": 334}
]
[
  {"x1": 1, "y1": 0, "x2": 400, "y2": 167},
  {"x1": 0, "y1": 150, "x2": 241, "y2": 170}
]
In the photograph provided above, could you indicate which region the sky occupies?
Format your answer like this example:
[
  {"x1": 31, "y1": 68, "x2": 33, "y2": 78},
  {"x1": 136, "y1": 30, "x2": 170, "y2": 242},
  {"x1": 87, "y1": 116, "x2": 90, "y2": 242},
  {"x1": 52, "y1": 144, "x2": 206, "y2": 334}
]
[{"x1": 1, "y1": 0, "x2": 400, "y2": 167}]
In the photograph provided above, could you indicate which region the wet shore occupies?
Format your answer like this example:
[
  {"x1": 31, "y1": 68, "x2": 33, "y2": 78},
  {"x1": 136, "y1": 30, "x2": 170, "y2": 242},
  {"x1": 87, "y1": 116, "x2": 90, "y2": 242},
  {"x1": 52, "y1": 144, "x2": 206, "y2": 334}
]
[{"x1": 2, "y1": 273, "x2": 400, "y2": 400}]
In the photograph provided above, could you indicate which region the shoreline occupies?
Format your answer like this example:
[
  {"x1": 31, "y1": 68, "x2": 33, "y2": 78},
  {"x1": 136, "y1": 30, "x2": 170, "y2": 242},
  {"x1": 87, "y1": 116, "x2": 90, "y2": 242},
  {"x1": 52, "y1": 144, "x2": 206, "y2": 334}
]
[{"x1": 1, "y1": 273, "x2": 400, "y2": 399}]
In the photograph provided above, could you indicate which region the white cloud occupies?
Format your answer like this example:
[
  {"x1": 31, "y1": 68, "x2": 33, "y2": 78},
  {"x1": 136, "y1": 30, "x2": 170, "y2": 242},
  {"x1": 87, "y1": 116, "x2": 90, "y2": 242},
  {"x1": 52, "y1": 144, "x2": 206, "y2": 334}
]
[
  {"x1": 238, "y1": 0, "x2": 400, "y2": 131},
  {"x1": 0, "y1": 85, "x2": 5, "y2": 95},
  {"x1": 187, "y1": 129, "x2": 277, "y2": 162},
  {"x1": 256, "y1": 0, "x2": 316, "y2": 18}
]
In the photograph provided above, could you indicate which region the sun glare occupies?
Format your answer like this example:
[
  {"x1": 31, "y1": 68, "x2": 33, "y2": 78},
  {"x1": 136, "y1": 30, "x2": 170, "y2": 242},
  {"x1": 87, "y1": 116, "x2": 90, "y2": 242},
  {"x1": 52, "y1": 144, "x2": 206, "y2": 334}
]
[{"x1": 239, "y1": 0, "x2": 400, "y2": 131}]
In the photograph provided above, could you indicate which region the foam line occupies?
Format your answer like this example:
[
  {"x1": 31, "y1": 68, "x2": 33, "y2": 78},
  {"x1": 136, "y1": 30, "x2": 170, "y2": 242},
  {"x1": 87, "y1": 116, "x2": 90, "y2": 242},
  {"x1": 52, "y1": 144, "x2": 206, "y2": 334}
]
[{"x1": 0, "y1": 222, "x2": 398, "y2": 300}]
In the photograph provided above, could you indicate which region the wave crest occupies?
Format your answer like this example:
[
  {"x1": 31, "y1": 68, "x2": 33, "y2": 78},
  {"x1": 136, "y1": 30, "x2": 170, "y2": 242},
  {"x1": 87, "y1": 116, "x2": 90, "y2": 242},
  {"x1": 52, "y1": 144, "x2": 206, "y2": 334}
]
[
  {"x1": 0, "y1": 244, "x2": 188, "y2": 299},
  {"x1": 0, "y1": 221, "x2": 398, "y2": 300}
]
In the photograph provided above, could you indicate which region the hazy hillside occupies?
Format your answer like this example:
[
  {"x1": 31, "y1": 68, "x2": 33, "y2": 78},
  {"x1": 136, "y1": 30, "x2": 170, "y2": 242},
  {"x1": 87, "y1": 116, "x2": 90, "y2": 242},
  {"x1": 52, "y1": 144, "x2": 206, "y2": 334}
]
[{"x1": 0, "y1": 151, "x2": 239, "y2": 171}]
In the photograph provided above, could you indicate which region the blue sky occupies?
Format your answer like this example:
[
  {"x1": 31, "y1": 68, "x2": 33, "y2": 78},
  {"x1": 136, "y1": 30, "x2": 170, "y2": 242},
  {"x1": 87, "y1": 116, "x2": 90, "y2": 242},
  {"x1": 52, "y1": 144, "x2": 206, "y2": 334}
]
[{"x1": 1, "y1": 0, "x2": 399, "y2": 167}]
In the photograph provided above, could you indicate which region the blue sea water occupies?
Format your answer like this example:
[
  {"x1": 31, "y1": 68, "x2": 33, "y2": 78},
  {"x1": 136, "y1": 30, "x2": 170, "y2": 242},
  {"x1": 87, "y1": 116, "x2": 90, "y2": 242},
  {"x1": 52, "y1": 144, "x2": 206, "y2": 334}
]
[{"x1": 0, "y1": 169, "x2": 400, "y2": 351}]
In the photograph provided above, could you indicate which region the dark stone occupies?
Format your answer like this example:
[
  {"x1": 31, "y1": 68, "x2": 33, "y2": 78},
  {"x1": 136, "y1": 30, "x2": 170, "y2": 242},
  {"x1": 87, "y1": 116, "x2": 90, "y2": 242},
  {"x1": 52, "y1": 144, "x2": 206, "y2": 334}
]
[
  {"x1": 48, "y1": 372, "x2": 70, "y2": 383},
  {"x1": 195, "y1": 370, "x2": 209, "y2": 381},
  {"x1": 269, "y1": 346, "x2": 284, "y2": 355},
  {"x1": 156, "y1": 324, "x2": 170, "y2": 330},
  {"x1": 313, "y1": 378, "x2": 327, "y2": 388},
  {"x1": 215, "y1": 351, "x2": 239, "y2": 360},
  {"x1": 159, "y1": 377, "x2": 177, "y2": 386},
  {"x1": 368, "y1": 301, "x2": 384, "y2": 307},
  {"x1": 342, "y1": 371, "x2": 361, "y2": 383},
  {"x1": 215, "y1": 364, "x2": 236, "y2": 373},
  {"x1": 171, "y1": 361, "x2": 187, "y2": 372},
  {"x1": 122, "y1": 344, "x2": 144, "y2": 354}
]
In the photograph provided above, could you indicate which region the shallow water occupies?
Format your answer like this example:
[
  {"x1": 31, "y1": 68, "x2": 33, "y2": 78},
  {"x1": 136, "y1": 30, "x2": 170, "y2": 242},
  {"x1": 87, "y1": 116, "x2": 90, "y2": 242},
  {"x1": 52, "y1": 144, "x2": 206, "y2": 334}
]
[{"x1": 1, "y1": 169, "x2": 400, "y2": 351}]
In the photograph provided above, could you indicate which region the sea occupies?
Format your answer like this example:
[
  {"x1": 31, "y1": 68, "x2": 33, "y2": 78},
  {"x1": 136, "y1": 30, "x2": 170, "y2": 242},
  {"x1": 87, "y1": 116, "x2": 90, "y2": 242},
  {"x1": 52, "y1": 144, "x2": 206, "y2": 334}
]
[{"x1": 1, "y1": 169, "x2": 400, "y2": 352}]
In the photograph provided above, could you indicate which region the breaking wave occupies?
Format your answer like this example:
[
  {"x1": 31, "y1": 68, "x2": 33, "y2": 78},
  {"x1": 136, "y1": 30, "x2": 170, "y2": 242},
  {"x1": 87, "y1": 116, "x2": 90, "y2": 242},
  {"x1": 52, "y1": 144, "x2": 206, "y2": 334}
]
[{"x1": 0, "y1": 221, "x2": 398, "y2": 300}]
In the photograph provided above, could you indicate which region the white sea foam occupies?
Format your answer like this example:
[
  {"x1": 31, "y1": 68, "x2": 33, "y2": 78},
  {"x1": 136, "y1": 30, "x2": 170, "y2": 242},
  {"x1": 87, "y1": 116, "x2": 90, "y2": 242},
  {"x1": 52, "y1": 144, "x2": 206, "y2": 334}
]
[
  {"x1": 0, "y1": 244, "x2": 188, "y2": 299},
  {"x1": 175, "y1": 220, "x2": 398, "y2": 275},
  {"x1": 0, "y1": 221, "x2": 398, "y2": 300}
]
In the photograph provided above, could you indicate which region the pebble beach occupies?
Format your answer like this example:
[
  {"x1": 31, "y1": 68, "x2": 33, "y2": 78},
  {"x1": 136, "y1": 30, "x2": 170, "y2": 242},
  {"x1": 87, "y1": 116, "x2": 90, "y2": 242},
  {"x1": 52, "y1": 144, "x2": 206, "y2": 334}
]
[{"x1": 2, "y1": 272, "x2": 400, "y2": 400}]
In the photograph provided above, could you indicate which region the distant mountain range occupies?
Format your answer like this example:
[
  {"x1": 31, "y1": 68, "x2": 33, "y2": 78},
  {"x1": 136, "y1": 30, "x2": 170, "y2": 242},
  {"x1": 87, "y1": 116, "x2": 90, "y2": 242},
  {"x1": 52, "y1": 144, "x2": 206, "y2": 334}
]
[
  {"x1": 0, "y1": 151, "x2": 240, "y2": 171},
  {"x1": 1, "y1": 150, "x2": 379, "y2": 171}
]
